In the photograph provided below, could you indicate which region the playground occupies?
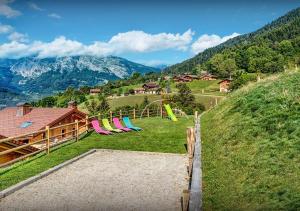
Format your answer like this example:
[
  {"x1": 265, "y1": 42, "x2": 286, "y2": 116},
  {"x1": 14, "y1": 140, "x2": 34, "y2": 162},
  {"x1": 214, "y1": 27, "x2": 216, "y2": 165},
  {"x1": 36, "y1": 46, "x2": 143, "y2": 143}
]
[{"x1": 0, "y1": 150, "x2": 188, "y2": 210}]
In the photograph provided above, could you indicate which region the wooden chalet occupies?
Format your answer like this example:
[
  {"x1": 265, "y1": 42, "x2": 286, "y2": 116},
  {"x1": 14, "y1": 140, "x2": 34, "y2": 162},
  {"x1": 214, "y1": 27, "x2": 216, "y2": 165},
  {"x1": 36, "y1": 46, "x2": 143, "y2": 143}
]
[
  {"x1": 173, "y1": 74, "x2": 200, "y2": 83},
  {"x1": 0, "y1": 101, "x2": 87, "y2": 164},
  {"x1": 218, "y1": 79, "x2": 232, "y2": 93},
  {"x1": 90, "y1": 88, "x2": 101, "y2": 95},
  {"x1": 200, "y1": 74, "x2": 217, "y2": 81}
]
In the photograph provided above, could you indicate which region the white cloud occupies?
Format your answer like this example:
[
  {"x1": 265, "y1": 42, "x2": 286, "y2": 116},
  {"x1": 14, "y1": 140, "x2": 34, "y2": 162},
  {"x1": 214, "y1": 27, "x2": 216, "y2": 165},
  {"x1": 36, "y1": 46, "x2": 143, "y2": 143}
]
[
  {"x1": 48, "y1": 13, "x2": 61, "y2": 19},
  {"x1": 28, "y1": 2, "x2": 44, "y2": 11},
  {"x1": 0, "y1": 41, "x2": 31, "y2": 58},
  {"x1": 0, "y1": 23, "x2": 13, "y2": 34},
  {"x1": 0, "y1": 29, "x2": 194, "y2": 58},
  {"x1": 0, "y1": 0, "x2": 21, "y2": 18},
  {"x1": 191, "y1": 32, "x2": 240, "y2": 54},
  {"x1": 8, "y1": 32, "x2": 29, "y2": 43}
]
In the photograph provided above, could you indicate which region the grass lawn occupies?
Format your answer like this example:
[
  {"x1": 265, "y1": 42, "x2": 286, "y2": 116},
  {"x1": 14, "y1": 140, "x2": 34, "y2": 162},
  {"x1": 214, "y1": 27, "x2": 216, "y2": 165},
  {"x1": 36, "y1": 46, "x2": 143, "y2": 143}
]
[
  {"x1": 0, "y1": 117, "x2": 193, "y2": 191},
  {"x1": 108, "y1": 94, "x2": 162, "y2": 110}
]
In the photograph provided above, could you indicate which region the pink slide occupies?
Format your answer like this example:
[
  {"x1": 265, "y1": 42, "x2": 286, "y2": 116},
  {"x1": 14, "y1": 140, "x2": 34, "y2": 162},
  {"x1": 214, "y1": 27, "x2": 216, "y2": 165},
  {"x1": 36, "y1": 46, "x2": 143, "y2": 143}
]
[
  {"x1": 113, "y1": 118, "x2": 131, "y2": 132},
  {"x1": 91, "y1": 119, "x2": 112, "y2": 135}
]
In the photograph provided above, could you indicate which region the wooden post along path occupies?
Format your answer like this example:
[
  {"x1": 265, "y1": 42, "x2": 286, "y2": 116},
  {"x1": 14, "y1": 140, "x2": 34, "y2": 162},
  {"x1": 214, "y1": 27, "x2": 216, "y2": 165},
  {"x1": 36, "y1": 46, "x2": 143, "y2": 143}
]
[{"x1": 46, "y1": 126, "x2": 50, "y2": 154}]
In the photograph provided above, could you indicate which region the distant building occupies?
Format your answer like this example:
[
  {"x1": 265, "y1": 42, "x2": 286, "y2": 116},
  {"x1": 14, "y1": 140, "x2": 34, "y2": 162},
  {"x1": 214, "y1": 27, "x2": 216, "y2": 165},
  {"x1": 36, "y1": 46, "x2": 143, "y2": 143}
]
[
  {"x1": 218, "y1": 79, "x2": 232, "y2": 93},
  {"x1": 173, "y1": 74, "x2": 200, "y2": 83},
  {"x1": 133, "y1": 83, "x2": 162, "y2": 95},
  {"x1": 90, "y1": 88, "x2": 101, "y2": 95},
  {"x1": 0, "y1": 101, "x2": 86, "y2": 164},
  {"x1": 200, "y1": 74, "x2": 217, "y2": 81},
  {"x1": 134, "y1": 88, "x2": 145, "y2": 94}
]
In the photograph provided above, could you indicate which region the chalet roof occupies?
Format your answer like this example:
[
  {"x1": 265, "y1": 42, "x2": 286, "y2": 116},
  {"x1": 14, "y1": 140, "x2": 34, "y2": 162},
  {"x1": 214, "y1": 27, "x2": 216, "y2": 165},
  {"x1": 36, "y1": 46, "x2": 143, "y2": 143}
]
[
  {"x1": 0, "y1": 107, "x2": 86, "y2": 138},
  {"x1": 90, "y1": 88, "x2": 101, "y2": 92},
  {"x1": 200, "y1": 73, "x2": 217, "y2": 78},
  {"x1": 218, "y1": 79, "x2": 232, "y2": 84},
  {"x1": 142, "y1": 83, "x2": 159, "y2": 89}
]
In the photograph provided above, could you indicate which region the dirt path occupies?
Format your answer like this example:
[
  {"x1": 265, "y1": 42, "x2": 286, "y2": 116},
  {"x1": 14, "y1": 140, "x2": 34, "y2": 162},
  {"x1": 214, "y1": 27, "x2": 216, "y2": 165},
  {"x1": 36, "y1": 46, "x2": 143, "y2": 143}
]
[{"x1": 0, "y1": 150, "x2": 188, "y2": 211}]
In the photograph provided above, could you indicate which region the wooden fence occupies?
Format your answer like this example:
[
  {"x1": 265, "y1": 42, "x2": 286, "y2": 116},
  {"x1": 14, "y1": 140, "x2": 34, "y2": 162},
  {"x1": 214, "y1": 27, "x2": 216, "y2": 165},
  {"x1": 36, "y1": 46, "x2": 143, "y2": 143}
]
[
  {"x1": 182, "y1": 112, "x2": 202, "y2": 211},
  {"x1": 0, "y1": 106, "x2": 177, "y2": 168}
]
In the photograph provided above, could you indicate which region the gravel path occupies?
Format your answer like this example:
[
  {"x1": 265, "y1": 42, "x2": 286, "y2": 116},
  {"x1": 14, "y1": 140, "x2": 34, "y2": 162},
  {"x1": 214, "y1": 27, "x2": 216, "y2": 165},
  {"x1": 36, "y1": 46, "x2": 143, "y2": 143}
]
[{"x1": 0, "y1": 150, "x2": 188, "y2": 211}]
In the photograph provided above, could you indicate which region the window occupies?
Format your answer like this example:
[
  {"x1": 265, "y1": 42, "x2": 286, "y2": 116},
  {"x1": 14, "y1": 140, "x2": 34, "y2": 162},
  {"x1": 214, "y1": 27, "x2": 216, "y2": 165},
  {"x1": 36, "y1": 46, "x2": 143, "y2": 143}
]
[{"x1": 61, "y1": 129, "x2": 66, "y2": 138}]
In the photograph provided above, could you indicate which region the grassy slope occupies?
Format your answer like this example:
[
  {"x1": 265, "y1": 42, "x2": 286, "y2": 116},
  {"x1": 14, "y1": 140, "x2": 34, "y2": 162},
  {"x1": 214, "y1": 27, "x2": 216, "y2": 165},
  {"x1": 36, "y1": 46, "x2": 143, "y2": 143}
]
[
  {"x1": 202, "y1": 71, "x2": 300, "y2": 210},
  {"x1": 0, "y1": 117, "x2": 193, "y2": 191},
  {"x1": 79, "y1": 80, "x2": 225, "y2": 112}
]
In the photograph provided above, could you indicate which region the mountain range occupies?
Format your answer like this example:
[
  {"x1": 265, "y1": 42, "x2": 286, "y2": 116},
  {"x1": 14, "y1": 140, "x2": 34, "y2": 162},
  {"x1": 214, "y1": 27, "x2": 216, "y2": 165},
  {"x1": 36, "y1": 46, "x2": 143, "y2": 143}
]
[{"x1": 0, "y1": 56, "x2": 159, "y2": 106}]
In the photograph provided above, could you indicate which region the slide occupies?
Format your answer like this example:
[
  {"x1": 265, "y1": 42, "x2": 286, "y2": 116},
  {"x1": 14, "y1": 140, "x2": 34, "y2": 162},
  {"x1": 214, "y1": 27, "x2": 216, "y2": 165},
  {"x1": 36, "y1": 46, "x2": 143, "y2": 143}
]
[{"x1": 164, "y1": 104, "x2": 178, "y2": 121}]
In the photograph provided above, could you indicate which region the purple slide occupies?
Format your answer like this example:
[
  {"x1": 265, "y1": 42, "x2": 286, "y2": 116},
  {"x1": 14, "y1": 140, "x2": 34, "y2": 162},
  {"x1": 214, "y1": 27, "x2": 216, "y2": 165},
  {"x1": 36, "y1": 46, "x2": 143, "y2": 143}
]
[
  {"x1": 113, "y1": 118, "x2": 131, "y2": 132},
  {"x1": 91, "y1": 119, "x2": 112, "y2": 135}
]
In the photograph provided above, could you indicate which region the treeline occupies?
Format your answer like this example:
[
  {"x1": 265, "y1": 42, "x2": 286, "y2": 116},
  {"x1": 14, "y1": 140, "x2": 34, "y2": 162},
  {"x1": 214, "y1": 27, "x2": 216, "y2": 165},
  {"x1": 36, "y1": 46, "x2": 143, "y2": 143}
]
[{"x1": 165, "y1": 7, "x2": 300, "y2": 88}]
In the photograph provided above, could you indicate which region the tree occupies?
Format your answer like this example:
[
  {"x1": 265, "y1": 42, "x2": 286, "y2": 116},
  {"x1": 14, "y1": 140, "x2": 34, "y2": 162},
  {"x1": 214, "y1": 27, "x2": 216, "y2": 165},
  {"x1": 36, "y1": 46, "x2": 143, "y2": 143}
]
[
  {"x1": 117, "y1": 88, "x2": 123, "y2": 96},
  {"x1": 85, "y1": 100, "x2": 101, "y2": 116},
  {"x1": 99, "y1": 97, "x2": 110, "y2": 113}
]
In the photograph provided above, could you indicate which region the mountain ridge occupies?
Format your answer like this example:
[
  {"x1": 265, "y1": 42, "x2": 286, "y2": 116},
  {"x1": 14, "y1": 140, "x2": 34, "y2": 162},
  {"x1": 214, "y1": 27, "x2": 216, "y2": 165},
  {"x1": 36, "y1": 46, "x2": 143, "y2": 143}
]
[{"x1": 0, "y1": 55, "x2": 159, "y2": 106}]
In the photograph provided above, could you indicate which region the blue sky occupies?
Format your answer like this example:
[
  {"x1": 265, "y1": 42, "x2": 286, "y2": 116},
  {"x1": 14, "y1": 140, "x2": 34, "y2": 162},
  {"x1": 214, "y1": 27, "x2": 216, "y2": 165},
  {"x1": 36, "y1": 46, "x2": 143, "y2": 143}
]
[{"x1": 0, "y1": 0, "x2": 299, "y2": 66}]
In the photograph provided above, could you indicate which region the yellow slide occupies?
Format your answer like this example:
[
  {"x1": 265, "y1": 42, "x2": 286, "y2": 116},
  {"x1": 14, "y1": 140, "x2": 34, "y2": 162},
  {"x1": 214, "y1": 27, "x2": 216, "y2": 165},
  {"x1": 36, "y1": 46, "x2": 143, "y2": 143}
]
[{"x1": 164, "y1": 104, "x2": 178, "y2": 121}]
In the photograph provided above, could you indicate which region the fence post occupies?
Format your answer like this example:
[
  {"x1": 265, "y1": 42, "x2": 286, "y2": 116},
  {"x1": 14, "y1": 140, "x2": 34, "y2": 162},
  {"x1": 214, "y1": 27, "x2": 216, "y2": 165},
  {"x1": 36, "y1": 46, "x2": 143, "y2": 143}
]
[
  {"x1": 160, "y1": 105, "x2": 163, "y2": 118},
  {"x1": 187, "y1": 127, "x2": 195, "y2": 177},
  {"x1": 147, "y1": 108, "x2": 150, "y2": 118},
  {"x1": 133, "y1": 108, "x2": 136, "y2": 120},
  {"x1": 46, "y1": 126, "x2": 50, "y2": 154},
  {"x1": 182, "y1": 189, "x2": 190, "y2": 211},
  {"x1": 85, "y1": 116, "x2": 89, "y2": 133},
  {"x1": 75, "y1": 120, "x2": 79, "y2": 141},
  {"x1": 194, "y1": 111, "x2": 198, "y2": 123},
  {"x1": 110, "y1": 111, "x2": 113, "y2": 123},
  {"x1": 120, "y1": 110, "x2": 122, "y2": 119},
  {"x1": 215, "y1": 98, "x2": 218, "y2": 106}
]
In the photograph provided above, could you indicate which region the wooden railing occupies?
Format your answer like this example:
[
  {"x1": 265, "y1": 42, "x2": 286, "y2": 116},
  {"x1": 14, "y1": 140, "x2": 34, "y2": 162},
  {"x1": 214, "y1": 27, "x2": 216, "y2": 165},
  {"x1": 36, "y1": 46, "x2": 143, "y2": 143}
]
[
  {"x1": 182, "y1": 112, "x2": 202, "y2": 211},
  {"x1": 0, "y1": 106, "x2": 177, "y2": 168}
]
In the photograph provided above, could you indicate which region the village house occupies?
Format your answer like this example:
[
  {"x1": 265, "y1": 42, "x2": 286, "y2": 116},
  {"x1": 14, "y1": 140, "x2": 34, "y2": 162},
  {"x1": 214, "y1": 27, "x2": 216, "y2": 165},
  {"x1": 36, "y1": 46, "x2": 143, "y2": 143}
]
[
  {"x1": 89, "y1": 88, "x2": 101, "y2": 95},
  {"x1": 142, "y1": 82, "x2": 161, "y2": 94},
  {"x1": 218, "y1": 79, "x2": 232, "y2": 93},
  {"x1": 200, "y1": 73, "x2": 217, "y2": 80},
  {"x1": 134, "y1": 88, "x2": 146, "y2": 94},
  {"x1": 0, "y1": 101, "x2": 86, "y2": 164},
  {"x1": 173, "y1": 74, "x2": 200, "y2": 83}
]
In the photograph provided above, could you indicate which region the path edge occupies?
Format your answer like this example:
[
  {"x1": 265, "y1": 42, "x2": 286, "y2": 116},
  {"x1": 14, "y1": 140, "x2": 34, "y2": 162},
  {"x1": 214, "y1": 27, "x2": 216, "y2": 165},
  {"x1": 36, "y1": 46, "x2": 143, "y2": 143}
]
[{"x1": 0, "y1": 149, "x2": 97, "y2": 200}]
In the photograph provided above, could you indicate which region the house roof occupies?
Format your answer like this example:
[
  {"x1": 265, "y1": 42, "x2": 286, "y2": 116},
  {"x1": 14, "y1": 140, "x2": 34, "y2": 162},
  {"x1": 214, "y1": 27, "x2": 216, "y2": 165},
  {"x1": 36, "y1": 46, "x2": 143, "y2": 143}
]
[
  {"x1": 90, "y1": 88, "x2": 101, "y2": 92},
  {"x1": 218, "y1": 79, "x2": 232, "y2": 84},
  {"x1": 0, "y1": 107, "x2": 86, "y2": 138},
  {"x1": 142, "y1": 83, "x2": 159, "y2": 89}
]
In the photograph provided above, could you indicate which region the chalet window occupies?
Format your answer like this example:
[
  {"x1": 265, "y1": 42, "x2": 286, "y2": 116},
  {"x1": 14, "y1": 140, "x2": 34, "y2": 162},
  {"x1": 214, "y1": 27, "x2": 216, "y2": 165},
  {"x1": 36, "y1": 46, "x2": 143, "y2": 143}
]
[
  {"x1": 62, "y1": 129, "x2": 66, "y2": 138},
  {"x1": 23, "y1": 139, "x2": 29, "y2": 144}
]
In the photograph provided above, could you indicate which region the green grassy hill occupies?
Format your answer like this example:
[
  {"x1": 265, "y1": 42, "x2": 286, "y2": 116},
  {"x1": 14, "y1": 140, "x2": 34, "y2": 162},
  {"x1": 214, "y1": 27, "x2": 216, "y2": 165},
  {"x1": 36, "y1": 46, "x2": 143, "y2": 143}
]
[{"x1": 202, "y1": 70, "x2": 300, "y2": 210}]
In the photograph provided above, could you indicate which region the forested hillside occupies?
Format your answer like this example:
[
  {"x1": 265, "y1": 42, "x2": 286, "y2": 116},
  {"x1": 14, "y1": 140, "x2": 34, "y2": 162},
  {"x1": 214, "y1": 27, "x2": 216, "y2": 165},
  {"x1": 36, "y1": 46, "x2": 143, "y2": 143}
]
[{"x1": 165, "y1": 7, "x2": 300, "y2": 80}]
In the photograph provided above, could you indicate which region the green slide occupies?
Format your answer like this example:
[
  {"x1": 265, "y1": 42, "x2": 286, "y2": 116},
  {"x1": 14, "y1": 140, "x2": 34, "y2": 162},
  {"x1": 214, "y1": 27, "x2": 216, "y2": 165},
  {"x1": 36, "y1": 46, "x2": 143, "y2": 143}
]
[{"x1": 164, "y1": 104, "x2": 178, "y2": 121}]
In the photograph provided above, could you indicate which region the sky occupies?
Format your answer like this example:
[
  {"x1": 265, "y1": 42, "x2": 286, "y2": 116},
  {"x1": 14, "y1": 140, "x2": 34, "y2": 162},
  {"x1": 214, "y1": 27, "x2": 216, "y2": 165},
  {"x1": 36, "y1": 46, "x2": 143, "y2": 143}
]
[{"x1": 0, "y1": 0, "x2": 299, "y2": 66}]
